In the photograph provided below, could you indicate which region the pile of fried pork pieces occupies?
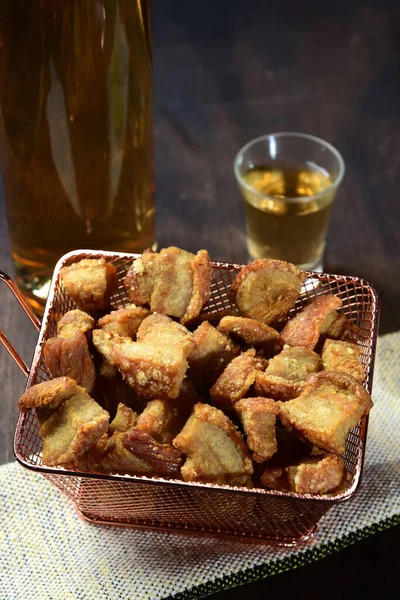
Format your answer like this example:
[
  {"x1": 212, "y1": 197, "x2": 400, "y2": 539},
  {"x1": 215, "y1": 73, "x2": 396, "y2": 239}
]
[{"x1": 19, "y1": 246, "x2": 373, "y2": 496}]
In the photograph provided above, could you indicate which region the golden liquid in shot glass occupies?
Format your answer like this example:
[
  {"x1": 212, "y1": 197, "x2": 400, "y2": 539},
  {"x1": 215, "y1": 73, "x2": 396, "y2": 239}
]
[{"x1": 241, "y1": 162, "x2": 336, "y2": 270}]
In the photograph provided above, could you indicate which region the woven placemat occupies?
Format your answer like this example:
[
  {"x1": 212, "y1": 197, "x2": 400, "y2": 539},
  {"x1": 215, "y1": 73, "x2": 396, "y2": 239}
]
[{"x1": 1, "y1": 331, "x2": 399, "y2": 600}]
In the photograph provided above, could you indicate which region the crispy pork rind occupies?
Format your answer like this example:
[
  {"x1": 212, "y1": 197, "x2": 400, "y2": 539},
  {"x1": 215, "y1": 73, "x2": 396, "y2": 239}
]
[
  {"x1": 124, "y1": 246, "x2": 212, "y2": 324},
  {"x1": 261, "y1": 453, "x2": 345, "y2": 495},
  {"x1": 136, "y1": 313, "x2": 196, "y2": 358},
  {"x1": 108, "y1": 403, "x2": 138, "y2": 434},
  {"x1": 217, "y1": 316, "x2": 282, "y2": 355},
  {"x1": 230, "y1": 259, "x2": 306, "y2": 326},
  {"x1": 19, "y1": 376, "x2": 79, "y2": 412},
  {"x1": 254, "y1": 346, "x2": 322, "y2": 401},
  {"x1": 99, "y1": 430, "x2": 183, "y2": 477},
  {"x1": 111, "y1": 338, "x2": 188, "y2": 400},
  {"x1": 57, "y1": 309, "x2": 95, "y2": 339},
  {"x1": 92, "y1": 329, "x2": 126, "y2": 367},
  {"x1": 135, "y1": 381, "x2": 199, "y2": 444},
  {"x1": 277, "y1": 371, "x2": 373, "y2": 455},
  {"x1": 60, "y1": 258, "x2": 118, "y2": 312},
  {"x1": 19, "y1": 377, "x2": 109, "y2": 467},
  {"x1": 281, "y1": 294, "x2": 342, "y2": 349},
  {"x1": 286, "y1": 454, "x2": 345, "y2": 495},
  {"x1": 210, "y1": 349, "x2": 268, "y2": 410},
  {"x1": 123, "y1": 430, "x2": 183, "y2": 477},
  {"x1": 43, "y1": 332, "x2": 96, "y2": 394},
  {"x1": 98, "y1": 305, "x2": 150, "y2": 338},
  {"x1": 188, "y1": 321, "x2": 240, "y2": 392},
  {"x1": 173, "y1": 403, "x2": 253, "y2": 486},
  {"x1": 235, "y1": 397, "x2": 279, "y2": 463},
  {"x1": 260, "y1": 467, "x2": 290, "y2": 492},
  {"x1": 99, "y1": 431, "x2": 155, "y2": 475},
  {"x1": 321, "y1": 339, "x2": 365, "y2": 383}
]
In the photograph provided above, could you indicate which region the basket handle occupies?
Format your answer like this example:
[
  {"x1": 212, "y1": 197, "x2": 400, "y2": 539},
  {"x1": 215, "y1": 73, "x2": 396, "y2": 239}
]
[{"x1": 0, "y1": 271, "x2": 41, "y2": 376}]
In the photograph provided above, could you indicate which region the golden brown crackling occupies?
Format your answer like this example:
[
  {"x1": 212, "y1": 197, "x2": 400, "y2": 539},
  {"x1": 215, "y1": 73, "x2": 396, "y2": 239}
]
[
  {"x1": 63, "y1": 433, "x2": 109, "y2": 471},
  {"x1": 265, "y1": 346, "x2": 322, "y2": 380},
  {"x1": 124, "y1": 247, "x2": 212, "y2": 324},
  {"x1": 136, "y1": 313, "x2": 196, "y2": 358},
  {"x1": 277, "y1": 370, "x2": 373, "y2": 455},
  {"x1": 181, "y1": 249, "x2": 212, "y2": 324},
  {"x1": 210, "y1": 349, "x2": 268, "y2": 410},
  {"x1": 111, "y1": 339, "x2": 188, "y2": 400},
  {"x1": 321, "y1": 339, "x2": 365, "y2": 382},
  {"x1": 135, "y1": 381, "x2": 198, "y2": 444},
  {"x1": 286, "y1": 454, "x2": 345, "y2": 495},
  {"x1": 235, "y1": 397, "x2": 279, "y2": 462},
  {"x1": 18, "y1": 376, "x2": 80, "y2": 412},
  {"x1": 254, "y1": 373, "x2": 305, "y2": 401},
  {"x1": 98, "y1": 305, "x2": 150, "y2": 338},
  {"x1": 43, "y1": 332, "x2": 96, "y2": 394},
  {"x1": 230, "y1": 259, "x2": 306, "y2": 326},
  {"x1": 217, "y1": 316, "x2": 282, "y2": 352},
  {"x1": 173, "y1": 402, "x2": 253, "y2": 486},
  {"x1": 109, "y1": 403, "x2": 138, "y2": 434},
  {"x1": 123, "y1": 248, "x2": 157, "y2": 305},
  {"x1": 281, "y1": 294, "x2": 342, "y2": 349},
  {"x1": 57, "y1": 310, "x2": 95, "y2": 340},
  {"x1": 123, "y1": 430, "x2": 183, "y2": 477},
  {"x1": 38, "y1": 388, "x2": 109, "y2": 466},
  {"x1": 60, "y1": 258, "x2": 118, "y2": 312},
  {"x1": 92, "y1": 329, "x2": 126, "y2": 366},
  {"x1": 254, "y1": 346, "x2": 321, "y2": 401},
  {"x1": 260, "y1": 467, "x2": 290, "y2": 491},
  {"x1": 188, "y1": 321, "x2": 240, "y2": 391},
  {"x1": 99, "y1": 431, "x2": 155, "y2": 475}
]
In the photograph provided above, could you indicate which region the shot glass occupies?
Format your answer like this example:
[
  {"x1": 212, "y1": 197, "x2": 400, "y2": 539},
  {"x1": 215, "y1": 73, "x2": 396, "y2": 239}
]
[{"x1": 234, "y1": 132, "x2": 345, "y2": 271}]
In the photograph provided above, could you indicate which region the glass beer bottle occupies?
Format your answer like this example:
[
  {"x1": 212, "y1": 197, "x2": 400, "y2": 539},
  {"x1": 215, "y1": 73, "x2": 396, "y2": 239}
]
[{"x1": 0, "y1": 0, "x2": 155, "y2": 314}]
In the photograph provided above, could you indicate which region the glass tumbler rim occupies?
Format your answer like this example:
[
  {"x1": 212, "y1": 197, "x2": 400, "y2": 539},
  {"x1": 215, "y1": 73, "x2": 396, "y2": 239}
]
[{"x1": 233, "y1": 131, "x2": 346, "y2": 204}]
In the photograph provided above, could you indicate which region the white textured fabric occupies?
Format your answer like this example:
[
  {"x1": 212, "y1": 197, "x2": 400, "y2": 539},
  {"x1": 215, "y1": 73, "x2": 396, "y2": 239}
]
[{"x1": 1, "y1": 332, "x2": 399, "y2": 600}]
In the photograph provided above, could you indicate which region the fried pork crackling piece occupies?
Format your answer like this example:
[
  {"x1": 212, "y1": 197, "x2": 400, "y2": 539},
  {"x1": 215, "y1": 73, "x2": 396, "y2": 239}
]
[
  {"x1": 43, "y1": 332, "x2": 96, "y2": 394},
  {"x1": 19, "y1": 377, "x2": 109, "y2": 467},
  {"x1": 135, "y1": 381, "x2": 199, "y2": 444},
  {"x1": 235, "y1": 397, "x2": 279, "y2": 463},
  {"x1": 188, "y1": 321, "x2": 240, "y2": 391},
  {"x1": 57, "y1": 309, "x2": 95, "y2": 339},
  {"x1": 281, "y1": 294, "x2": 342, "y2": 349},
  {"x1": 111, "y1": 338, "x2": 188, "y2": 400},
  {"x1": 286, "y1": 454, "x2": 345, "y2": 495},
  {"x1": 210, "y1": 349, "x2": 268, "y2": 410},
  {"x1": 136, "y1": 313, "x2": 196, "y2": 358},
  {"x1": 92, "y1": 329, "x2": 126, "y2": 367},
  {"x1": 98, "y1": 305, "x2": 150, "y2": 338},
  {"x1": 98, "y1": 430, "x2": 183, "y2": 477},
  {"x1": 173, "y1": 403, "x2": 253, "y2": 486},
  {"x1": 217, "y1": 316, "x2": 282, "y2": 354},
  {"x1": 261, "y1": 453, "x2": 345, "y2": 495},
  {"x1": 321, "y1": 339, "x2": 365, "y2": 382},
  {"x1": 109, "y1": 403, "x2": 138, "y2": 434},
  {"x1": 278, "y1": 371, "x2": 373, "y2": 455},
  {"x1": 60, "y1": 258, "x2": 118, "y2": 312},
  {"x1": 124, "y1": 246, "x2": 212, "y2": 324},
  {"x1": 254, "y1": 346, "x2": 322, "y2": 401},
  {"x1": 230, "y1": 259, "x2": 306, "y2": 326}
]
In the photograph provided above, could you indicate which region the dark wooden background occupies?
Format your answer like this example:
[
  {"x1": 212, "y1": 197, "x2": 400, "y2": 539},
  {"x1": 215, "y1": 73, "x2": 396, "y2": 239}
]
[{"x1": 0, "y1": 0, "x2": 398, "y2": 597}]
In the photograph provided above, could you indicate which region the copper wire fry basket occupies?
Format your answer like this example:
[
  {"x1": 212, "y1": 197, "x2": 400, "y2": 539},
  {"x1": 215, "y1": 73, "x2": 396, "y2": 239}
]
[{"x1": 1, "y1": 250, "x2": 380, "y2": 546}]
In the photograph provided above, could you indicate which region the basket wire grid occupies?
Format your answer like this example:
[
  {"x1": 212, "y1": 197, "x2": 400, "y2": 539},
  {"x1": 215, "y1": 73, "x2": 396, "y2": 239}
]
[{"x1": 5, "y1": 250, "x2": 379, "y2": 545}]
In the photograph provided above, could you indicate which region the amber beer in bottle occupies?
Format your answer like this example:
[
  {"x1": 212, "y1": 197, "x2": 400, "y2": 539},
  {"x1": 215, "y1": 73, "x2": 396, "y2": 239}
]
[{"x1": 0, "y1": 0, "x2": 154, "y2": 313}]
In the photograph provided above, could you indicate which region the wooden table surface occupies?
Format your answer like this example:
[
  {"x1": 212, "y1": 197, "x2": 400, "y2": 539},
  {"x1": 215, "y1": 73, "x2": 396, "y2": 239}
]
[{"x1": 0, "y1": 0, "x2": 398, "y2": 597}]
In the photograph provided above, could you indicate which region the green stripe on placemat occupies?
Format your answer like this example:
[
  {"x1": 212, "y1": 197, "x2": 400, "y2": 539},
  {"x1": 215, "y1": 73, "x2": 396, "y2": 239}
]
[
  {"x1": 165, "y1": 514, "x2": 400, "y2": 600},
  {"x1": 1, "y1": 331, "x2": 399, "y2": 600}
]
